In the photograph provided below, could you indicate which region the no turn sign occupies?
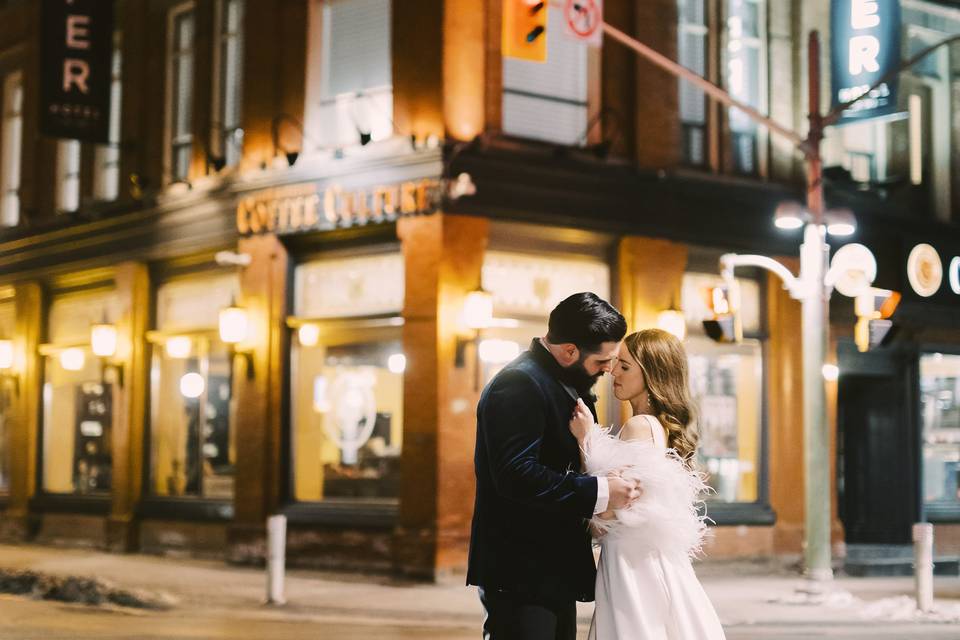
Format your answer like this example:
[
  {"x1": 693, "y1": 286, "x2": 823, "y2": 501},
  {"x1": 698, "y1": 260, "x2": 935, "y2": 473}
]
[{"x1": 564, "y1": 0, "x2": 603, "y2": 48}]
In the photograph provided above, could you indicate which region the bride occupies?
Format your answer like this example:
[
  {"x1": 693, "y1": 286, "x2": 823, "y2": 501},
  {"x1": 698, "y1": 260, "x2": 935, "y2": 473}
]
[{"x1": 569, "y1": 328, "x2": 726, "y2": 640}]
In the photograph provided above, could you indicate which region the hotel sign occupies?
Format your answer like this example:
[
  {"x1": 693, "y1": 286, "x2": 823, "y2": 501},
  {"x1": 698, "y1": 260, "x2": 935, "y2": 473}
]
[
  {"x1": 830, "y1": 0, "x2": 902, "y2": 124},
  {"x1": 236, "y1": 179, "x2": 443, "y2": 235},
  {"x1": 40, "y1": 0, "x2": 114, "y2": 143}
]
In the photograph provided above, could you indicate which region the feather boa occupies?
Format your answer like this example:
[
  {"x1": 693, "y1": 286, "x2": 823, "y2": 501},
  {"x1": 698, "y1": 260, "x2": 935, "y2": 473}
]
[{"x1": 582, "y1": 426, "x2": 712, "y2": 561}]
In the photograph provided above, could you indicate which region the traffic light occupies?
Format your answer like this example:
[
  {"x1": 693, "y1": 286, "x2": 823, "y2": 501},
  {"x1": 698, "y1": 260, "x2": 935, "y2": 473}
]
[
  {"x1": 702, "y1": 284, "x2": 743, "y2": 344},
  {"x1": 503, "y1": 0, "x2": 547, "y2": 62},
  {"x1": 854, "y1": 288, "x2": 900, "y2": 352}
]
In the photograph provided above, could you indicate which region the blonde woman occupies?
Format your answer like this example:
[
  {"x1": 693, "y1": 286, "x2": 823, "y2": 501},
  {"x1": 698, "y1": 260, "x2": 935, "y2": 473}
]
[{"x1": 570, "y1": 329, "x2": 726, "y2": 640}]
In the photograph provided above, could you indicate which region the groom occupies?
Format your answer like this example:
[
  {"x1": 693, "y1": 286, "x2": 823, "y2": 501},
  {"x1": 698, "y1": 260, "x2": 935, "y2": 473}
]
[{"x1": 467, "y1": 292, "x2": 639, "y2": 640}]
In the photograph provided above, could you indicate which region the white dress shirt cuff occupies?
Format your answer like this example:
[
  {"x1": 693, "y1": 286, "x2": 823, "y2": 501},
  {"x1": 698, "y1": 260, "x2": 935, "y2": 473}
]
[{"x1": 594, "y1": 476, "x2": 609, "y2": 514}]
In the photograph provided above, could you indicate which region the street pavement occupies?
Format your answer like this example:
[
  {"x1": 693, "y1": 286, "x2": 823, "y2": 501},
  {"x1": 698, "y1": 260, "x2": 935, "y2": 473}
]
[{"x1": 1, "y1": 544, "x2": 959, "y2": 639}]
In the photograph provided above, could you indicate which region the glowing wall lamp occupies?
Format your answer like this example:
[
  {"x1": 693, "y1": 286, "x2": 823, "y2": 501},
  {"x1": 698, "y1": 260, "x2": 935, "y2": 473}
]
[
  {"x1": 165, "y1": 336, "x2": 193, "y2": 359},
  {"x1": 297, "y1": 323, "x2": 321, "y2": 347},
  {"x1": 219, "y1": 302, "x2": 254, "y2": 377},
  {"x1": 0, "y1": 339, "x2": 18, "y2": 395},
  {"x1": 60, "y1": 348, "x2": 86, "y2": 372},
  {"x1": 656, "y1": 300, "x2": 687, "y2": 341},
  {"x1": 90, "y1": 322, "x2": 123, "y2": 387},
  {"x1": 456, "y1": 288, "x2": 495, "y2": 391}
]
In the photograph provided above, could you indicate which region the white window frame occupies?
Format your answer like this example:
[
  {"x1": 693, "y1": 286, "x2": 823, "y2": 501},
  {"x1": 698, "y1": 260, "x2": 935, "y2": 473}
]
[
  {"x1": 165, "y1": 2, "x2": 196, "y2": 184},
  {"x1": 722, "y1": 0, "x2": 768, "y2": 177},
  {"x1": 1, "y1": 70, "x2": 23, "y2": 227},
  {"x1": 211, "y1": 0, "x2": 244, "y2": 169},
  {"x1": 94, "y1": 42, "x2": 122, "y2": 201},
  {"x1": 306, "y1": 0, "x2": 393, "y2": 151}
]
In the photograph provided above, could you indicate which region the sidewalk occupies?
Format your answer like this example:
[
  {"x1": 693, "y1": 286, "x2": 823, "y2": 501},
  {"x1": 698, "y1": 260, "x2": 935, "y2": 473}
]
[{"x1": 0, "y1": 543, "x2": 958, "y2": 631}]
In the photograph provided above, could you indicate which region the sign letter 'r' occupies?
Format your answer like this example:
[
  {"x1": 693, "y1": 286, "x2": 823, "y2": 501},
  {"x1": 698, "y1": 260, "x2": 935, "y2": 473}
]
[{"x1": 849, "y1": 35, "x2": 880, "y2": 75}]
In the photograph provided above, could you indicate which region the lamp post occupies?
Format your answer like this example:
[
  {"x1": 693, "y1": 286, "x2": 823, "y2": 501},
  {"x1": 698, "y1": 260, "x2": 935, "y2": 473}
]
[{"x1": 593, "y1": 15, "x2": 960, "y2": 581}]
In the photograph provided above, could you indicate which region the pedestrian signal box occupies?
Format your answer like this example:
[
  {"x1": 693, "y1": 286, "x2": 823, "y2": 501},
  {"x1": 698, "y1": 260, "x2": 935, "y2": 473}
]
[{"x1": 503, "y1": 0, "x2": 547, "y2": 62}]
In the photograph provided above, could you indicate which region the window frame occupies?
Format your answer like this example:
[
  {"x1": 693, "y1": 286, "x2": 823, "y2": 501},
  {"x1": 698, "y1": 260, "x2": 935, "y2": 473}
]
[
  {"x1": 164, "y1": 1, "x2": 196, "y2": 185},
  {"x1": 681, "y1": 264, "x2": 774, "y2": 525},
  {"x1": 917, "y1": 345, "x2": 960, "y2": 523},
  {"x1": 210, "y1": 0, "x2": 245, "y2": 169},
  {"x1": 93, "y1": 38, "x2": 122, "y2": 202},
  {"x1": 1, "y1": 69, "x2": 23, "y2": 227},
  {"x1": 139, "y1": 267, "x2": 240, "y2": 521}
]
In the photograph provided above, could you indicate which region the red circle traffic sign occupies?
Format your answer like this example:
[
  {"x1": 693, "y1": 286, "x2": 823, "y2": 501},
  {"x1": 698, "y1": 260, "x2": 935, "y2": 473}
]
[{"x1": 565, "y1": 0, "x2": 600, "y2": 39}]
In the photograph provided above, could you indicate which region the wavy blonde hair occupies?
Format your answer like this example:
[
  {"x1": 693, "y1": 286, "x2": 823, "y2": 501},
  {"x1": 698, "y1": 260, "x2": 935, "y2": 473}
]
[{"x1": 623, "y1": 329, "x2": 699, "y2": 462}]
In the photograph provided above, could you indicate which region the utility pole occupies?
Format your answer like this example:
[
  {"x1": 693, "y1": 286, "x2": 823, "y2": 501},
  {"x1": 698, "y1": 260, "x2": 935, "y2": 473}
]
[{"x1": 596, "y1": 14, "x2": 960, "y2": 582}]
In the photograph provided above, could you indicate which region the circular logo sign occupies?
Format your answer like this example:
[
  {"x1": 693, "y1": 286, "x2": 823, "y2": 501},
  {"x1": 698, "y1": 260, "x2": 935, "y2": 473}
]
[
  {"x1": 907, "y1": 243, "x2": 943, "y2": 297},
  {"x1": 565, "y1": 0, "x2": 601, "y2": 40}
]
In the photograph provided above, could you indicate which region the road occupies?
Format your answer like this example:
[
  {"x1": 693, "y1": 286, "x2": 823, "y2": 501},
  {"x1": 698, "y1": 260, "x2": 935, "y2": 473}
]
[{"x1": 1, "y1": 596, "x2": 958, "y2": 639}]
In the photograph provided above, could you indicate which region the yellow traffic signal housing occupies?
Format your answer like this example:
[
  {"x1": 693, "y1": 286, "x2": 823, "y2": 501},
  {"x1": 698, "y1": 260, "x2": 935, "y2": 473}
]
[{"x1": 503, "y1": 0, "x2": 547, "y2": 62}]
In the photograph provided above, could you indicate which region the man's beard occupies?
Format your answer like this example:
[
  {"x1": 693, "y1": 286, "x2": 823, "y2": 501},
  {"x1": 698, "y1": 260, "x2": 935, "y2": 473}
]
[{"x1": 558, "y1": 359, "x2": 603, "y2": 397}]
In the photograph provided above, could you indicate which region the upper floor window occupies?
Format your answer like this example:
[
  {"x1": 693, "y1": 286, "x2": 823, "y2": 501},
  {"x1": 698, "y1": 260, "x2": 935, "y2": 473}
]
[
  {"x1": 312, "y1": 0, "x2": 392, "y2": 149},
  {"x1": 94, "y1": 45, "x2": 122, "y2": 202},
  {"x1": 167, "y1": 4, "x2": 195, "y2": 183},
  {"x1": 678, "y1": 0, "x2": 708, "y2": 166},
  {"x1": 1, "y1": 70, "x2": 22, "y2": 227},
  {"x1": 678, "y1": 0, "x2": 767, "y2": 174},
  {"x1": 213, "y1": 0, "x2": 244, "y2": 167},
  {"x1": 502, "y1": 8, "x2": 589, "y2": 145},
  {"x1": 724, "y1": 0, "x2": 765, "y2": 175},
  {"x1": 56, "y1": 140, "x2": 80, "y2": 213}
]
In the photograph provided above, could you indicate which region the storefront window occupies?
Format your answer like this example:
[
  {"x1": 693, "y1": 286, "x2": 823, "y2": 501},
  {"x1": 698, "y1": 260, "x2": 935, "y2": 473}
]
[
  {"x1": 921, "y1": 353, "x2": 960, "y2": 507},
  {"x1": 41, "y1": 290, "x2": 120, "y2": 495},
  {"x1": 480, "y1": 251, "x2": 615, "y2": 424},
  {"x1": 682, "y1": 272, "x2": 764, "y2": 503},
  {"x1": 291, "y1": 253, "x2": 404, "y2": 503},
  {"x1": 0, "y1": 300, "x2": 14, "y2": 494},
  {"x1": 148, "y1": 274, "x2": 238, "y2": 500}
]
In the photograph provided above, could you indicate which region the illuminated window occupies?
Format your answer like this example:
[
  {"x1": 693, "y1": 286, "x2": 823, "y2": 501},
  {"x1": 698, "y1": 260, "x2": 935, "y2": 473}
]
[
  {"x1": 1, "y1": 70, "x2": 22, "y2": 226},
  {"x1": 148, "y1": 274, "x2": 239, "y2": 500},
  {"x1": 291, "y1": 253, "x2": 404, "y2": 503},
  {"x1": 41, "y1": 290, "x2": 120, "y2": 495},
  {"x1": 503, "y1": 7, "x2": 589, "y2": 145},
  {"x1": 0, "y1": 300, "x2": 13, "y2": 494},
  {"x1": 168, "y1": 5, "x2": 195, "y2": 182},
  {"x1": 682, "y1": 271, "x2": 765, "y2": 503},
  {"x1": 480, "y1": 251, "x2": 615, "y2": 425},
  {"x1": 921, "y1": 353, "x2": 960, "y2": 508}
]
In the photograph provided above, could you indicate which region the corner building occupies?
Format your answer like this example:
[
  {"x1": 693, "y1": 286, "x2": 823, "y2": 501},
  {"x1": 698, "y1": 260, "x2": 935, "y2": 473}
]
[{"x1": 1, "y1": 0, "x2": 959, "y2": 579}]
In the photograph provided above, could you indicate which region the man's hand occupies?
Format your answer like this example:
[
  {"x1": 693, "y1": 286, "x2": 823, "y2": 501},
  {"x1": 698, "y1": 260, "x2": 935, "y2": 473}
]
[
  {"x1": 569, "y1": 398, "x2": 595, "y2": 442},
  {"x1": 606, "y1": 475, "x2": 641, "y2": 510}
]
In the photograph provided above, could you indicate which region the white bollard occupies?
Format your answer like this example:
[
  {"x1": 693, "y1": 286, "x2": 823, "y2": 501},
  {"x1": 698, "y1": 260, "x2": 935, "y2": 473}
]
[
  {"x1": 912, "y1": 522, "x2": 934, "y2": 613},
  {"x1": 266, "y1": 514, "x2": 287, "y2": 605}
]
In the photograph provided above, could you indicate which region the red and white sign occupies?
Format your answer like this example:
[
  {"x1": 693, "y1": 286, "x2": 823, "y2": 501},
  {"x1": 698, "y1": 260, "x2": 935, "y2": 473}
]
[{"x1": 563, "y1": 0, "x2": 603, "y2": 48}]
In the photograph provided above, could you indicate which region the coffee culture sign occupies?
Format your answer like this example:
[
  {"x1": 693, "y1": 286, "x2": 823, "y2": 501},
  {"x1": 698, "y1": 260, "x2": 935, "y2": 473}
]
[{"x1": 236, "y1": 179, "x2": 444, "y2": 235}]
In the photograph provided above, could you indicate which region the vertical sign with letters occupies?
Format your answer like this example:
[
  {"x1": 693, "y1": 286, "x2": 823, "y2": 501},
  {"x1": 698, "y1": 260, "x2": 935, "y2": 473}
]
[
  {"x1": 40, "y1": 0, "x2": 114, "y2": 143},
  {"x1": 830, "y1": 0, "x2": 902, "y2": 124}
]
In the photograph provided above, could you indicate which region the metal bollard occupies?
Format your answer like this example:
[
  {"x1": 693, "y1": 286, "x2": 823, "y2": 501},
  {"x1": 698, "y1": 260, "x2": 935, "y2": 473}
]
[
  {"x1": 912, "y1": 522, "x2": 934, "y2": 613},
  {"x1": 266, "y1": 514, "x2": 287, "y2": 605}
]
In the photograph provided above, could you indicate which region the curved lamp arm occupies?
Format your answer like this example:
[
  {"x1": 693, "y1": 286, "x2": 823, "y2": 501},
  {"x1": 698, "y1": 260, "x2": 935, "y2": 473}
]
[{"x1": 720, "y1": 253, "x2": 803, "y2": 300}]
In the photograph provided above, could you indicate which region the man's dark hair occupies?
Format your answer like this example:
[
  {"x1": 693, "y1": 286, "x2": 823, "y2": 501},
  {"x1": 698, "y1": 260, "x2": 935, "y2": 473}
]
[{"x1": 546, "y1": 292, "x2": 627, "y2": 354}]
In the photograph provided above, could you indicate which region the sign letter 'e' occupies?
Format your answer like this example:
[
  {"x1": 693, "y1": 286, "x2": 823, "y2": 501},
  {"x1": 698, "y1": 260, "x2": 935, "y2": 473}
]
[
  {"x1": 63, "y1": 59, "x2": 90, "y2": 93},
  {"x1": 66, "y1": 15, "x2": 91, "y2": 49},
  {"x1": 849, "y1": 35, "x2": 880, "y2": 75},
  {"x1": 851, "y1": 0, "x2": 880, "y2": 30}
]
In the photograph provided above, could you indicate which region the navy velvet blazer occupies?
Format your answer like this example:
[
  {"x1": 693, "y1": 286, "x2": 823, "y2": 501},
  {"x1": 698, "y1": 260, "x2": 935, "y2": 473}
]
[{"x1": 466, "y1": 339, "x2": 599, "y2": 603}]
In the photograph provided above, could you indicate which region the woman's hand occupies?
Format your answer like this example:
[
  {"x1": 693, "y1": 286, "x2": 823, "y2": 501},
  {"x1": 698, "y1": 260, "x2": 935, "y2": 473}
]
[{"x1": 569, "y1": 398, "x2": 596, "y2": 443}]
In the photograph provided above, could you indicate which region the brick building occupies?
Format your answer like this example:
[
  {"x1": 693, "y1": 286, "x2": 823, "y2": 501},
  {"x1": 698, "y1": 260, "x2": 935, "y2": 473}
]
[{"x1": 0, "y1": 0, "x2": 959, "y2": 579}]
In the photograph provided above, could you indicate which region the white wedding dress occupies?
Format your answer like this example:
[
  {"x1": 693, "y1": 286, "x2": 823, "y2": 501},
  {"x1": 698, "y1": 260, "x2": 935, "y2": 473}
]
[{"x1": 584, "y1": 415, "x2": 726, "y2": 640}]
